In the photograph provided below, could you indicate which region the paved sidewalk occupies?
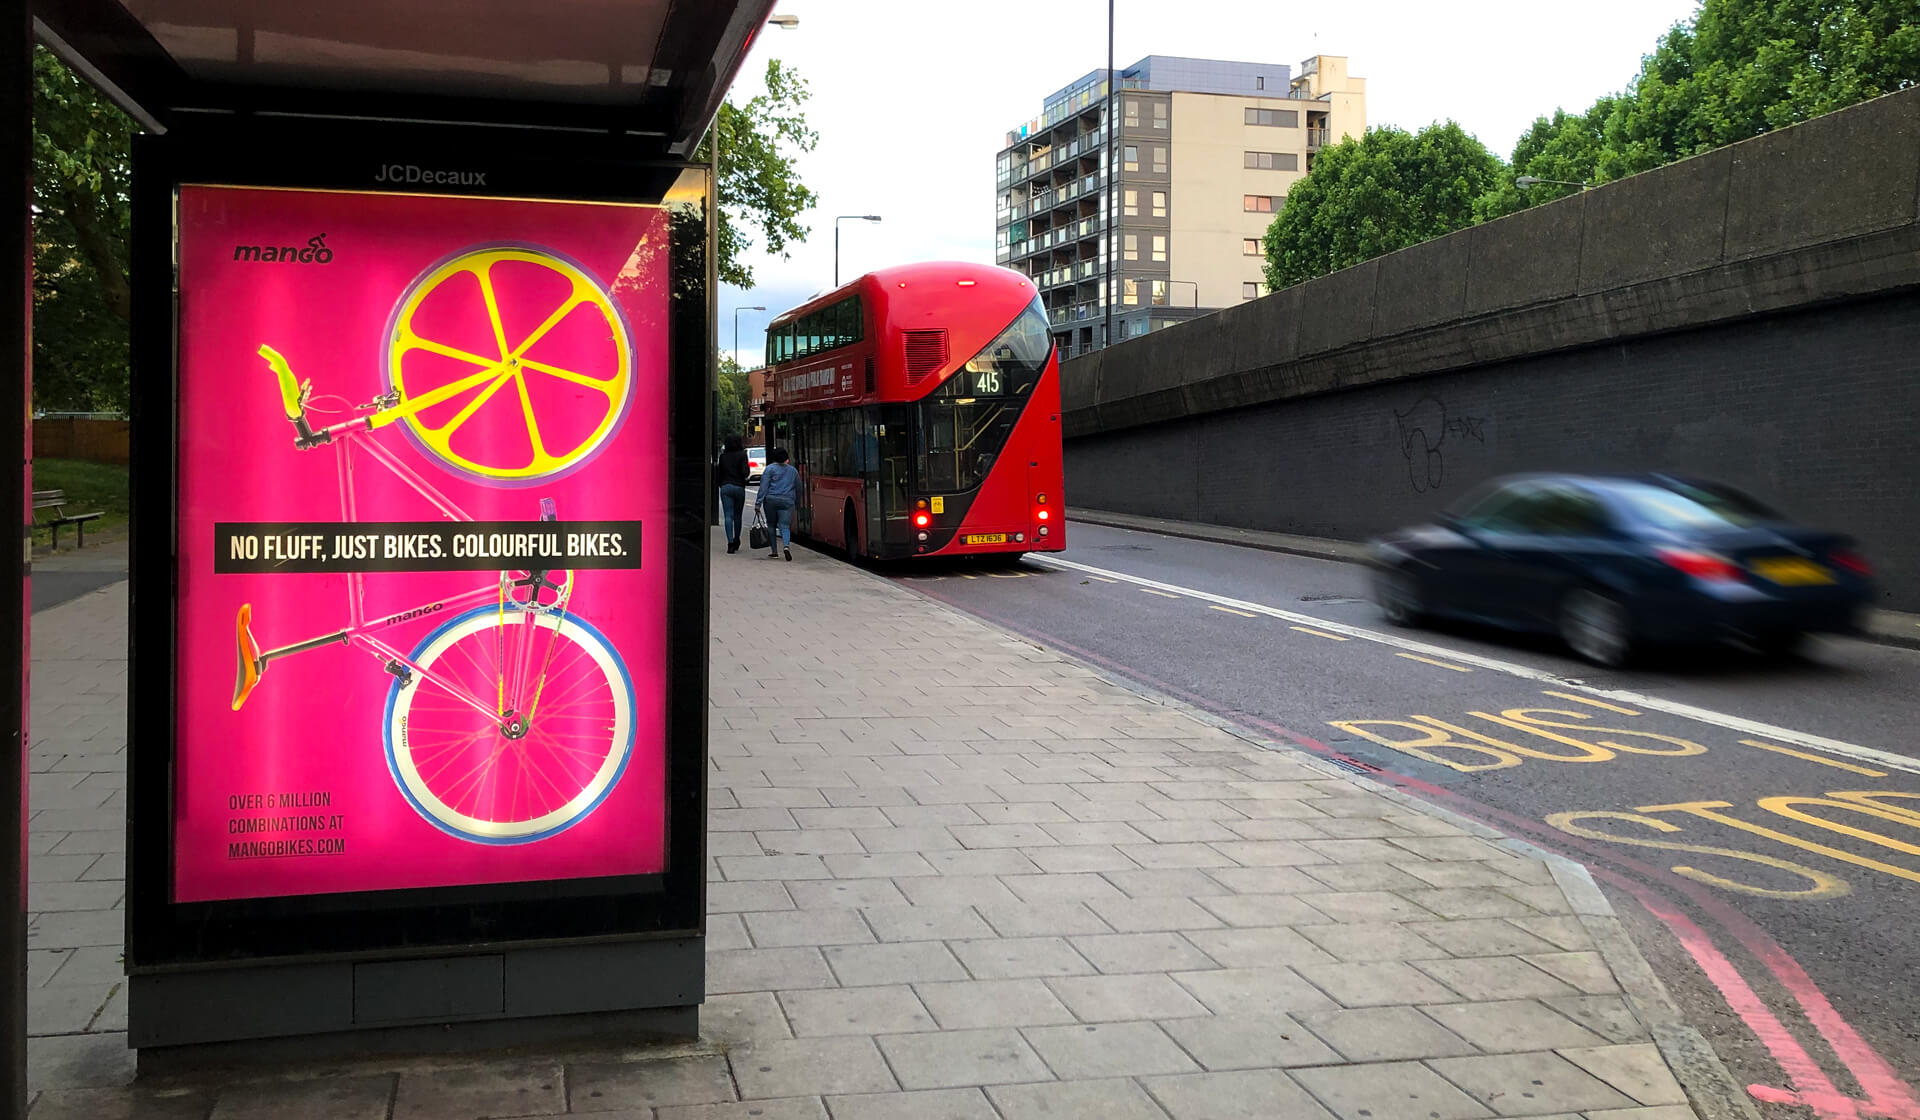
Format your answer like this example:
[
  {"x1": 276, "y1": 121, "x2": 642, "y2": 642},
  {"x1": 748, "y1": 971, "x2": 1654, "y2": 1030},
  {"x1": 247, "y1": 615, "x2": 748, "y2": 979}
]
[
  {"x1": 23, "y1": 537, "x2": 1706, "y2": 1118},
  {"x1": 1071, "y1": 506, "x2": 1920, "y2": 651}
]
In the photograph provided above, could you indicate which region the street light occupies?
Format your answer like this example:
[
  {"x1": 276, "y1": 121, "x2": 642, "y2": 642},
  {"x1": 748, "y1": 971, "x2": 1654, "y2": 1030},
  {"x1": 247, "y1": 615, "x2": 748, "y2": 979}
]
[
  {"x1": 1515, "y1": 175, "x2": 1588, "y2": 190},
  {"x1": 835, "y1": 215, "x2": 882, "y2": 286},
  {"x1": 767, "y1": 14, "x2": 800, "y2": 28}
]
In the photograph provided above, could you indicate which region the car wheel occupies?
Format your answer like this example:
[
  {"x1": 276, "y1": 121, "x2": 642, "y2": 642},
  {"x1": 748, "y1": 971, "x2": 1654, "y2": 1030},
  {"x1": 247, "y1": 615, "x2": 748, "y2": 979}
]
[
  {"x1": 1375, "y1": 568, "x2": 1426, "y2": 627},
  {"x1": 1560, "y1": 588, "x2": 1634, "y2": 668}
]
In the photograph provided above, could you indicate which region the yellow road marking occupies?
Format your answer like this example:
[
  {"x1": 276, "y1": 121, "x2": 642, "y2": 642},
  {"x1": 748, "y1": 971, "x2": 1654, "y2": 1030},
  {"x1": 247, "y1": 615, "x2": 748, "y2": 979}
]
[
  {"x1": 1542, "y1": 690, "x2": 1640, "y2": 715},
  {"x1": 1210, "y1": 605, "x2": 1257, "y2": 618},
  {"x1": 1141, "y1": 588, "x2": 1181, "y2": 599},
  {"x1": 1739, "y1": 739, "x2": 1887, "y2": 777},
  {"x1": 1291, "y1": 625, "x2": 1349, "y2": 641},
  {"x1": 1397, "y1": 653, "x2": 1472, "y2": 672}
]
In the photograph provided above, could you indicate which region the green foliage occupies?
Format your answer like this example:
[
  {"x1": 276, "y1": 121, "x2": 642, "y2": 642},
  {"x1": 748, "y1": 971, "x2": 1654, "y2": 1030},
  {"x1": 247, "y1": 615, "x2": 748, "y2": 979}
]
[
  {"x1": 1601, "y1": 0, "x2": 1919, "y2": 180},
  {"x1": 1262, "y1": 123, "x2": 1500, "y2": 289},
  {"x1": 1475, "y1": 100, "x2": 1613, "y2": 221},
  {"x1": 697, "y1": 59, "x2": 821, "y2": 289},
  {"x1": 716, "y1": 356, "x2": 748, "y2": 441},
  {"x1": 32, "y1": 47, "x2": 136, "y2": 413}
]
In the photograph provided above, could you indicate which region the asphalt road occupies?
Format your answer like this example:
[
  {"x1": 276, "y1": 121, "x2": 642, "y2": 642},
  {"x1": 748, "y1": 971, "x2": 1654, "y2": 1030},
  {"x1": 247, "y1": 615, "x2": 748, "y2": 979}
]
[{"x1": 889, "y1": 519, "x2": 1920, "y2": 1120}]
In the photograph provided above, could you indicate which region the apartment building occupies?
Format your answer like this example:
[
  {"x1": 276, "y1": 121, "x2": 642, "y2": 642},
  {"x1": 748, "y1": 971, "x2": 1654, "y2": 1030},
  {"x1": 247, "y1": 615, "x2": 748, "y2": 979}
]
[{"x1": 995, "y1": 54, "x2": 1365, "y2": 356}]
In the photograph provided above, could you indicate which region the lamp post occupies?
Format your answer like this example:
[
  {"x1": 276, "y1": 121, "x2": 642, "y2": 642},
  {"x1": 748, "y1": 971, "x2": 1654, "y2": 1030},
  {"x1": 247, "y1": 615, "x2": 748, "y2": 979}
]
[
  {"x1": 834, "y1": 215, "x2": 882, "y2": 287},
  {"x1": 1515, "y1": 175, "x2": 1588, "y2": 190},
  {"x1": 733, "y1": 305, "x2": 765, "y2": 375}
]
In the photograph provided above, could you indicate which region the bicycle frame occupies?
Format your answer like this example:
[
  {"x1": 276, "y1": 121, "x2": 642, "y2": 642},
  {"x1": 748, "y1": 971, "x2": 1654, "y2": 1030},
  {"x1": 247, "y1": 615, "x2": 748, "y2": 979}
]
[{"x1": 245, "y1": 395, "x2": 573, "y2": 727}]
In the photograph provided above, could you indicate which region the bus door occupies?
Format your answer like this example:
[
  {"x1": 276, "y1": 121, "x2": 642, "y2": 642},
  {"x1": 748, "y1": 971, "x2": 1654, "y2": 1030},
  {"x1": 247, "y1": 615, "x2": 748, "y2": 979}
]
[{"x1": 869, "y1": 405, "x2": 911, "y2": 551}]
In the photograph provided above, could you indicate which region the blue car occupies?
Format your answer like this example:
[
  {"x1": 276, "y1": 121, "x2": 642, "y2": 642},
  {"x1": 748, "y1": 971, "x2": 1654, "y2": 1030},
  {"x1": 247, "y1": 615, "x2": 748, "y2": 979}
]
[{"x1": 1367, "y1": 473, "x2": 1874, "y2": 666}]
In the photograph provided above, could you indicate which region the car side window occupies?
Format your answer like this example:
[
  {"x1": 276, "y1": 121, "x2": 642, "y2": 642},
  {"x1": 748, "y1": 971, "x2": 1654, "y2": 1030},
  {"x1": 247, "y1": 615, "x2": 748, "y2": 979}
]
[
  {"x1": 1523, "y1": 488, "x2": 1612, "y2": 536},
  {"x1": 1457, "y1": 484, "x2": 1535, "y2": 532}
]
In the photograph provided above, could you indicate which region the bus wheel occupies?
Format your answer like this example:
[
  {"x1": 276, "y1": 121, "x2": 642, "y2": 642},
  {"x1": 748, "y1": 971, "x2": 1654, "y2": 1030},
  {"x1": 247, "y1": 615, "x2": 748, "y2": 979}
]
[{"x1": 843, "y1": 504, "x2": 861, "y2": 565}]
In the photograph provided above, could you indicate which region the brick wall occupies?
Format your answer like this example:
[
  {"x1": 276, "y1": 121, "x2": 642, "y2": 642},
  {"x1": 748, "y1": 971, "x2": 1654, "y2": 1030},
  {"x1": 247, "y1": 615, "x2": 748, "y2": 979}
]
[{"x1": 1067, "y1": 291, "x2": 1920, "y2": 611}]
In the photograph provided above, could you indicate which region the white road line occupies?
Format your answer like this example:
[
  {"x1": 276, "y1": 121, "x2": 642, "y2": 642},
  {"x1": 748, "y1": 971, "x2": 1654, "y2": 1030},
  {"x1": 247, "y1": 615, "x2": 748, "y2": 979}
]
[{"x1": 1033, "y1": 554, "x2": 1920, "y2": 776}]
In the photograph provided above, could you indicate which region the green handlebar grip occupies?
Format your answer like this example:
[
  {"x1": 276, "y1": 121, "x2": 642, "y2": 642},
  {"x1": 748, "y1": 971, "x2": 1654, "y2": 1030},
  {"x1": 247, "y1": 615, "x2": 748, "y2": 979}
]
[{"x1": 258, "y1": 345, "x2": 303, "y2": 420}]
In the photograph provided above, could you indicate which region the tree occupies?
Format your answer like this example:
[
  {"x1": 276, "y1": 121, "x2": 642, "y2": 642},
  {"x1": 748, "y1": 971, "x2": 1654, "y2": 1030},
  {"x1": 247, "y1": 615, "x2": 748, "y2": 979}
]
[
  {"x1": 696, "y1": 59, "x2": 821, "y2": 289},
  {"x1": 1263, "y1": 122, "x2": 1501, "y2": 289},
  {"x1": 1597, "y1": 0, "x2": 1917, "y2": 182},
  {"x1": 1475, "y1": 99, "x2": 1615, "y2": 222},
  {"x1": 716, "y1": 356, "x2": 748, "y2": 442},
  {"x1": 32, "y1": 46, "x2": 136, "y2": 412}
]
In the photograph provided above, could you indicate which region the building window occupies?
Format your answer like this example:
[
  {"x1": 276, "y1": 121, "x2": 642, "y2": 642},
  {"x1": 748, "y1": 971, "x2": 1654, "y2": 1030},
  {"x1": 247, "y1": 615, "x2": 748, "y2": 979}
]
[
  {"x1": 1244, "y1": 107, "x2": 1301, "y2": 127},
  {"x1": 1256, "y1": 76, "x2": 1266, "y2": 90},
  {"x1": 1243, "y1": 281, "x2": 1269, "y2": 300},
  {"x1": 1243, "y1": 238, "x2": 1263, "y2": 255},
  {"x1": 1123, "y1": 278, "x2": 1140, "y2": 306},
  {"x1": 1151, "y1": 190, "x2": 1167, "y2": 218},
  {"x1": 1123, "y1": 234, "x2": 1138, "y2": 261},
  {"x1": 1124, "y1": 189, "x2": 1138, "y2": 216},
  {"x1": 1151, "y1": 235, "x2": 1167, "y2": 262},
  {"x1": 1124, "y1": 98, "x2": 1140, "y2": 127},
  {"x1": 1244, "y1": 151, "x2": 1300, "y2": 171},
  {"x1": 1152, "y1": 146, "x2": 1167, "y2": 173},
  {"x1": 1244, "y1": 195, "x2": 1283, "y2": 213},
  {"x1": 1123, "y1": 144, "x2": 1139, "y2": 171},
  {"x1": 1151, "y1": 280, "x2": 1169, "y2": 305},
  {"x1": 1153, "y1": 101, "x2": 1168, "y2": 128}
]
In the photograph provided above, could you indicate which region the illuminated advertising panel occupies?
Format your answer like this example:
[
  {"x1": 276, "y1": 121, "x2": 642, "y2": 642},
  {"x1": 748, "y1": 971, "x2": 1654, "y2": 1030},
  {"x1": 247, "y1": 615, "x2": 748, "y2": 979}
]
[{"x1": 173, "y1": 186, "x2": 669, "y2": 902}]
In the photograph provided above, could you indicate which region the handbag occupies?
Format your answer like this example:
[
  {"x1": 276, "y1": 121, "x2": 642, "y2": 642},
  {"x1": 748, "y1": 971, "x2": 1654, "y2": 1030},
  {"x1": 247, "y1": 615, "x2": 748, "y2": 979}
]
[{"x1": 748, "y1": 510, "x2": 770, "y2": 552}]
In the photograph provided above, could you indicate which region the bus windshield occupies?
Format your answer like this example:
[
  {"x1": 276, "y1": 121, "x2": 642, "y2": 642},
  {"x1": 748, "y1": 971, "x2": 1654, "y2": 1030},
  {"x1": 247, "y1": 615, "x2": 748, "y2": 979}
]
[{"x1": 916, "y1": 297, "x2": 1050, "y2": 493}]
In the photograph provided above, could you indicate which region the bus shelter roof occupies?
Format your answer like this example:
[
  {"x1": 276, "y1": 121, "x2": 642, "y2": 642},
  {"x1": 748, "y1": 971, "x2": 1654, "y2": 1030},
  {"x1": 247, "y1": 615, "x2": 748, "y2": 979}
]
[{"x1": 30, "y1": 0, "x2": 775, "y2": 152}]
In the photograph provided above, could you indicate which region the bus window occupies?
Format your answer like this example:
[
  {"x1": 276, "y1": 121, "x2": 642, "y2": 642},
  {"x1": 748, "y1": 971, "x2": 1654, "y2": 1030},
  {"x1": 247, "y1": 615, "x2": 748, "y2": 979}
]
[{"x1": 915, "y1": 296, "x2": 1050, "y2": 494}]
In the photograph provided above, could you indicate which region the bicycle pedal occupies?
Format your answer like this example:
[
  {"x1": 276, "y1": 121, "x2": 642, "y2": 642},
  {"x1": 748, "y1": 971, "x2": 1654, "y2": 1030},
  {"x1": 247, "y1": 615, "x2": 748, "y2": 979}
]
[{"x1": 383, "y1": 660, "x2": 415, "y2": 688}]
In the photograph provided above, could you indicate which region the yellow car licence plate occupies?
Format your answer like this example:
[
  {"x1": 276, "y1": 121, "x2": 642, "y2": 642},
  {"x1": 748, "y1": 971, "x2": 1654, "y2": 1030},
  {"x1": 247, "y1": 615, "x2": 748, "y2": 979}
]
[
  {"x1": 965, "y1": 533, "x2": 1008, "y2": 545},
  {"x1": 1749, "y1": 556, "x2": 1834, "y2": 586}
]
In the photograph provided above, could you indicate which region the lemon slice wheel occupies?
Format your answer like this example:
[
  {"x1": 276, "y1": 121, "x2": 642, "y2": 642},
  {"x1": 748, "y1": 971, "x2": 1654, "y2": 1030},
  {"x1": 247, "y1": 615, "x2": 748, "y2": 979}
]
[{"x1": 385, "y1": 245, "x2": 633, "y2": 486}]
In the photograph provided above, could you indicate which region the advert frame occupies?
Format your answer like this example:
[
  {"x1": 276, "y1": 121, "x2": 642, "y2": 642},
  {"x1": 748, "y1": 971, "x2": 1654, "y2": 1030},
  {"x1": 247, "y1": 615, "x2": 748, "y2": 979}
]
[{"x1": 125, "y1": 119, "x2": 712, "y2": 971}]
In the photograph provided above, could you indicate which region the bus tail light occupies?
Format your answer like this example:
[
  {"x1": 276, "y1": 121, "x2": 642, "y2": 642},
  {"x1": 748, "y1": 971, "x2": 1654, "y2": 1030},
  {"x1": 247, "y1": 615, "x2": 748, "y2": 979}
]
[
  {"x1": 1038, "y1": 526, "x2": 1049, "y2": 537},
  {"x1": 1036, "y1": 509, "x2": 1049, "y2": 521},
  {"x1": 1014, "y1": 533, "x2": 1025, "y2": 542},
  {"x1": 913, "y1": 512, "x2": 931, "y2": 528}
]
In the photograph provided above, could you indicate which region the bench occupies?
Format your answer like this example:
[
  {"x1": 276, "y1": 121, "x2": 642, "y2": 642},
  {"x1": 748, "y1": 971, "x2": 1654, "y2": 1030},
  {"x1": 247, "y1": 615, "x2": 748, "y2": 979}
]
[{"x1": 32, "y1": 489, "x2": 104, "y2": 549}]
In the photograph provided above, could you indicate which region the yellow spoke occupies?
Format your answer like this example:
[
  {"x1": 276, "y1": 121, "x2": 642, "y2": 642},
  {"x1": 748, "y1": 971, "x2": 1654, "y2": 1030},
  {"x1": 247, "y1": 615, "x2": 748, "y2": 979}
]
[
  {"x1": 513, "y1": 371, "x2": 551, "y2": 461},
  {"x1": 506, "y1": 284, "x2": 594, "y2": 361},
  {"x1": 472, "y1": 262, "x2": 513, "y2": 360},
  {"x1": 424, "y1": 370, "x2": 516, "y2": 438},
  {"x1": 385, "y1": 364, "x2": 507, "y2": 421},
  {"x1": 520, "y1": 357, "x2": 620, "y2": 395},
  {"x1": 400, "y1": 333, "x2": 507, "y2": 372}
]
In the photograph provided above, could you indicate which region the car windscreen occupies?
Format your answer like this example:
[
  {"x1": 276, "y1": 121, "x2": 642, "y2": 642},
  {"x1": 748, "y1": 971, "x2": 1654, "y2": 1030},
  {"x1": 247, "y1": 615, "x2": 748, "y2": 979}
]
[{"x1": 1606, "y1": 481, "x2": 1783, "y2": 530}]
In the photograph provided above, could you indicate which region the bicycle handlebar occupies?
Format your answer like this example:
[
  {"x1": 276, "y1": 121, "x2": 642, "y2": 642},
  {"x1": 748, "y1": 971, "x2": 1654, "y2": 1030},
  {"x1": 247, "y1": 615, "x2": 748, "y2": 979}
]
[{"x1": 258, "y1": 345, "x2": 307, "y2": 422}]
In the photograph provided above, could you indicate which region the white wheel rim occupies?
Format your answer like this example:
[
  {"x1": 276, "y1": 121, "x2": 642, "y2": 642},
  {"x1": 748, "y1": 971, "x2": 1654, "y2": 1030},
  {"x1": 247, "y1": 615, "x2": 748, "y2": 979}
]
[{"x1": 388, "y1": 610, "x2": 632, "y2": 842}]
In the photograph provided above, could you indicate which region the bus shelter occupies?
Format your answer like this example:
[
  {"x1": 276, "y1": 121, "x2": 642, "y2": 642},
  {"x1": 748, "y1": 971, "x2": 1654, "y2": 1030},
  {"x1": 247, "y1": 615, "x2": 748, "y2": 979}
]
[{"x1": 6, "y1": 0, "x2": 764, "y2": 1095}]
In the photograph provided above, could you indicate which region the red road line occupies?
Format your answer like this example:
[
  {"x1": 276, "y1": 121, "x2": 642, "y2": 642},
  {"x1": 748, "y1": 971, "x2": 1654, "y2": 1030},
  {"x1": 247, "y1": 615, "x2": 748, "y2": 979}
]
[{"x1": 905, "y1": 583, "x2": 1920, "y2": 1118}]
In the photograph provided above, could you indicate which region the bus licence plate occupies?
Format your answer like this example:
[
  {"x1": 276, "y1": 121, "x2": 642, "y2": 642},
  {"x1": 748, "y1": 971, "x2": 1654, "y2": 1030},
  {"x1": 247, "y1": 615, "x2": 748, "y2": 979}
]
[
  {"x1": 965, "y1": 533, "x2": 1008, "y2": 545},
  {"x1": 1750, "y1": 556, "x2": 1833, "y2": 586}
]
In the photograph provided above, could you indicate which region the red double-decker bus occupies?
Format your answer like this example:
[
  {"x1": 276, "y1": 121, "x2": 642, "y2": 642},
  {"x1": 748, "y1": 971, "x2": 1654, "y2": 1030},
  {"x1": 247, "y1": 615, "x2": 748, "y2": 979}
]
[{"x1": 761, "y1": 262, "x2": 1064, "y2": 560}]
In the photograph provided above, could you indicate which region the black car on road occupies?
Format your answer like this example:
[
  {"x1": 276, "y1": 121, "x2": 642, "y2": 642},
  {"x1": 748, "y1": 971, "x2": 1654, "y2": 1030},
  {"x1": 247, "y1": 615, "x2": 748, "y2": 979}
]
[{"x1": 1367, "y1": 473, "x2": 1873, "y2": 666}]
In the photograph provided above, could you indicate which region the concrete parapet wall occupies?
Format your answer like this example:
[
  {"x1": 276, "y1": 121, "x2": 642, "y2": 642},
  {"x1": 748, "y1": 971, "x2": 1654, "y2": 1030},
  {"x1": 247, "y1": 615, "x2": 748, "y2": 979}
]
[{"x1": 1062, "y1": 85, "x2": 1920, "y2": 440}]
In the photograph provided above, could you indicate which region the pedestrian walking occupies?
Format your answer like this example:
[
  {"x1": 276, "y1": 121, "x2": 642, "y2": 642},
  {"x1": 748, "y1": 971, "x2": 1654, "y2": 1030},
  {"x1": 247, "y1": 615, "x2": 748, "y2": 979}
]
[
  {"x1": 715, "y1": 435, "x2": 750, "y2": 554},
  {"x1": 754, "y1": 447, "x2": 799, "y2": 561}
]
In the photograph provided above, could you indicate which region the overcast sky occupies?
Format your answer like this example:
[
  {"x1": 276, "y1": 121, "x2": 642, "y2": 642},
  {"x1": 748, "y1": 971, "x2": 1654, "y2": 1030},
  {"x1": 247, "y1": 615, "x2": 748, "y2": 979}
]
[{"x1": 719, "y1": 0, "x2": 1701, "y2": 366}]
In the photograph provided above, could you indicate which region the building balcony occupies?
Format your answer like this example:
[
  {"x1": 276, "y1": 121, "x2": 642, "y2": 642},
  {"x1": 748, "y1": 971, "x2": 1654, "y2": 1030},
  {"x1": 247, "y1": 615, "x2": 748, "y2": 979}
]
[{"x1": 1307, "y1": 128, "x2": 1330, "y2": 148}]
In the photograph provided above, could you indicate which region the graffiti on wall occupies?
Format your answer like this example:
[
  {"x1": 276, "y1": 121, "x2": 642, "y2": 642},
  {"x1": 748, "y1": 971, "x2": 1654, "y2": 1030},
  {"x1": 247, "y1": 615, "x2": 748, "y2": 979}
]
[{"x1": 1393, "y1": 396, "x2": 1488, "y2": 493}]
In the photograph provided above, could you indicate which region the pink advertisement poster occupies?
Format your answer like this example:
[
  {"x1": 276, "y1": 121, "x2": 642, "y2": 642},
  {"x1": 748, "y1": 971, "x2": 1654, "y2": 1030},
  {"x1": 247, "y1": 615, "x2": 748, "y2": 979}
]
[{"x1": 174, "y1": 186, "x2": 670, "y2": 903}]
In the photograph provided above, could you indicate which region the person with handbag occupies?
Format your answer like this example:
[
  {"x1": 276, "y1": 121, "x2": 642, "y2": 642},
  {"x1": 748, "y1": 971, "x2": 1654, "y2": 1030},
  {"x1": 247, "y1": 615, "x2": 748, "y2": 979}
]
[
  {"x1": 754, "y1": 447, "x2": 799, "y2": 562},
  {"x1": 715, "y1": 435, "x2": 751, "y2": 554}
]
